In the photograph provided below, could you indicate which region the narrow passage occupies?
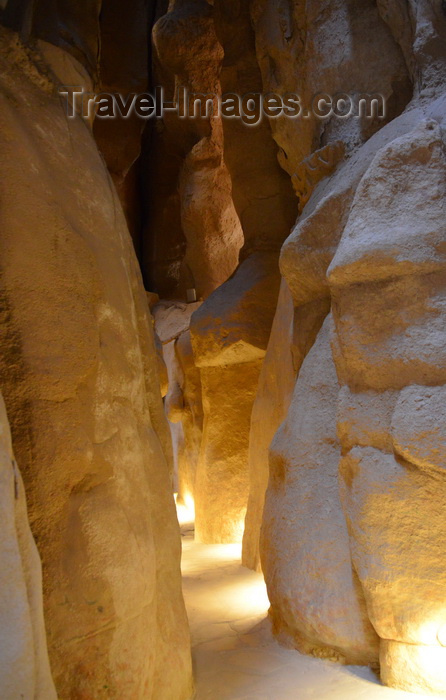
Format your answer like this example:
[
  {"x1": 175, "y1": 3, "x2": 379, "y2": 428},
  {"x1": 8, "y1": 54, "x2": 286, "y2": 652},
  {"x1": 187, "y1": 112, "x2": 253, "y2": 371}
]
[{"x1": 178, "y1": 505, "x2": 435, "y2": 700}]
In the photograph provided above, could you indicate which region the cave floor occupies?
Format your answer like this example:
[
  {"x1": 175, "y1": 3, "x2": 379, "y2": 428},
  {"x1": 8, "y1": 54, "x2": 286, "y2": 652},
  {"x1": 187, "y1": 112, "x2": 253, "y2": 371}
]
[{"x1": 180, "y1": 517, "x2": 434, "y2": 700}]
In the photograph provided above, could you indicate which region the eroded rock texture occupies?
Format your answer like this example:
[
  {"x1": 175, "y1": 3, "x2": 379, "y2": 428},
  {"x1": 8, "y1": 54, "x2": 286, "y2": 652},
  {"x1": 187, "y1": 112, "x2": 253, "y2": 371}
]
[
  {"x1": 0, "y1": 392, "x2": 57, "y2": 699},
  {"x1": 153, "y1": 300, "x2": 203, "y2": 507},
  {"x1": 0, "y1": 30, "x2": 192, "y2": 699},
  {"x1": 242, "y1": 280, "x2": 296, "y2": 572},
  {"x1": 0, "y1": 0, "x2": 445, "y2": 696},
  {"x1": 256, "y1": 0, "x2": 446, "y2": 695},
  {"x1": 330, "y1": 115, "x2": 446, "y2": 694},
  {"x1": 145, "y1": 0, "x2": 243, "y2": 298},
  {"x1": 191, "y1": 253, "x2": 283, "y2": 543}
]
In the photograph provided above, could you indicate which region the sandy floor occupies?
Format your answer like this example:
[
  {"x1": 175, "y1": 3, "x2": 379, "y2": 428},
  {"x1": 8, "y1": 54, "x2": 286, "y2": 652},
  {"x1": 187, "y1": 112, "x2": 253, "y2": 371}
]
[{"x1": 179, "y1": 514, "x2": 436, "y2": 700}]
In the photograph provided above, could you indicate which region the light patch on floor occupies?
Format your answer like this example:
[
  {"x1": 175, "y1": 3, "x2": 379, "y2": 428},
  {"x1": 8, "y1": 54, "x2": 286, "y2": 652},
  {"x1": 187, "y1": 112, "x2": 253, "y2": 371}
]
[{"x1": 180, "y1": 525, "x2": 440, "y2": 700}]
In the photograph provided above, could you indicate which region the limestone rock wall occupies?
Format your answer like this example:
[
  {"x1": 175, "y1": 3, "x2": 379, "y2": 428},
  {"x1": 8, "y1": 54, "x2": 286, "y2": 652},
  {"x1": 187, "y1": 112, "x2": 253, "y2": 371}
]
[
  {"x1": 0, "y1": 391, "x2": 57, "y2": 699},
  {"x1": 329, "y1": 114, "x2": 446, "y2": 694},
  {"x1": 262, "y1": 316, "x2": 379, "y2": 663},
  {"x1": 0, "y1": 29, "x2": 192, "y2": 699}
]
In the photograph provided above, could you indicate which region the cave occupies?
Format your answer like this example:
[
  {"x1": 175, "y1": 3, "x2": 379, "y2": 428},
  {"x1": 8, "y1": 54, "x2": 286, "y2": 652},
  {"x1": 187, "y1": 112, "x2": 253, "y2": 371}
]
[{"x1": 0, "y1": 0, "x2": 445, "y2": 698}]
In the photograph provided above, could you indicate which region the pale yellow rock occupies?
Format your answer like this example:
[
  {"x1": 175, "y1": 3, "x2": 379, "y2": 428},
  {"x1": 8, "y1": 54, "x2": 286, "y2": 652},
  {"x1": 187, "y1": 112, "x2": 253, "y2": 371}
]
[
  {"x1": 0, "y1": 392, "x2": 57, "y2": 700},
  {"x1": 261, "y1": 317, "x2": 379, "y2": 664},
  {"x1": 191, "y1": 252, "x2": 282, "y2": 543},
  {"x1": 0, "y1": 29, "x2": 193, "y2": 699},
  {"x1": 255, "y1": 0, "x2": 446, "y2": 691},
  {"x1": 330, "y1": 114, "x2": 446, "y2": 695},
  {"x1": 191, "y1": 253, "x2": 281, "y2": 368},
  {"x1": 242, "y1": 279, "x2": 296, "y2": 572},
  {"x1": 194, "y1": 360, "x2": 262, "y2": 544}
]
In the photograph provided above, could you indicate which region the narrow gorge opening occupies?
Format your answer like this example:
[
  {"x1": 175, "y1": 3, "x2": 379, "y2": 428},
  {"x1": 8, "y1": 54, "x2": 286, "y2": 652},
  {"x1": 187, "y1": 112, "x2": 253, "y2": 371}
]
[{"x1": 0, "y1": 1, "x2": 445, "y2": 699}]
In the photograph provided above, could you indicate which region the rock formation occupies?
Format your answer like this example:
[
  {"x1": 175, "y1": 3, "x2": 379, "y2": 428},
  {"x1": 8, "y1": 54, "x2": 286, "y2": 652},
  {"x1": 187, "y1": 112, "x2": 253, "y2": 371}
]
[
  {"x1": 256, "y1": 0, "x2": 446, "y2": 695},
  {"x1": 242, "y1": 279, "x2": 296, "y2": 571},
  {"x1": 0, "y1": 0, "x2": 445, "y2": 697},
  {"x1": 0, "y1": 392, "x2": 57, "y2": 700},
  {"x1": 190, "y1": 252, "x2": 286, "y2": 543},
  {"x1": 145, "y1": 0, "x2": 243, "y2": 299},
  {"x1": 153, "y1": 300, "x2": 203, "y2": 507},
  {"x1": 0, "y1": 27, "x2": 192, "y2": 699},
  {"x1": 330, "y1": 114, "x2": 446, "y2": 694}
]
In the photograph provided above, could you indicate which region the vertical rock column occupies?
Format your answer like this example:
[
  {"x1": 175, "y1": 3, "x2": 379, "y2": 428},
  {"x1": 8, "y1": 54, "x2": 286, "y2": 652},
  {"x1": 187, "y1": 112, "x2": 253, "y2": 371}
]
[
  {"x1": 145, "y1": 0, "x2": 243, "y2": 299},
  {"x1": 329, "y1": 117, "x2": 446, "y2": 695},
  {"x1": 189, "y1": 0, "x2": 298, "y2": 544},
  {"x1": 241, "y1": 280, "x2": 296, "y2": 571},
  {"x1": 259, "y1": 169, "x2": 380, "y2": 662},
  {"x1": 191, "y1": 253, "x2": 281, "y2": 543},
  {"x1": 0, "y1": 31, "x2": 193, "y2": 700}
]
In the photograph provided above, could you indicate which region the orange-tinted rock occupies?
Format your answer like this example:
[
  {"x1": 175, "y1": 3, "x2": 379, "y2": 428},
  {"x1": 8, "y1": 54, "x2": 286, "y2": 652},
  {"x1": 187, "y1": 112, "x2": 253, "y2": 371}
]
[
  {"x1": 144, "y1": 0, "x2": 243, "y2": 299},
  {"x1": 191, "y1": 253, "x2": 282, "y2": 543},
  {"x1": 0, "y1": 30, "x2": 192, "y2": 699}
]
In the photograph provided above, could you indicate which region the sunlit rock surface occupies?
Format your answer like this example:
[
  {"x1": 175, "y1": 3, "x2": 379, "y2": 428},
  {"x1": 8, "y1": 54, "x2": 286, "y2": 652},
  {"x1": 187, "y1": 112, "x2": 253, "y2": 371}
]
[
  {"x1": 191, "y1": 253, "x2": 282, "y2": 543},
  {"x1": 261, "y1": 316, "x2": 379, "y2": 663},
  {"x1": 330, "y1": 116, "x2": 446, "y2": 695},
  {"x1": 242, "y1": 280, "x2": 296, "y2": 572},
  {"x1": 0, "y1": 29, "x2": 192, "y2": 699},
  {"x1": 257, "y1": 0, "x2": 446, "y2": 694},
  {"x1": 0, "y1": 0, "x2": 446, "y2": 696}
]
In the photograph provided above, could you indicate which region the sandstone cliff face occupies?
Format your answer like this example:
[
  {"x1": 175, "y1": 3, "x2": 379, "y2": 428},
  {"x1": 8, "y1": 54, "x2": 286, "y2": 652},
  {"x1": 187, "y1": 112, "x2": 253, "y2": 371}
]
[
  {"x1": 0, "y1": 392, "x2": 57, "y2": 700},
  {"x1": 0, "y1": 0, "x2": 445, "y2": 696},
  {"x1": 0, "y1": 29, "x2": 192, "y2": 699},
  {"x1": 256, "y1": 0, "x2": 446, "y2": 693},
  {"x1": 329, "y1": 114, "x2": 446, "y2": 694}
]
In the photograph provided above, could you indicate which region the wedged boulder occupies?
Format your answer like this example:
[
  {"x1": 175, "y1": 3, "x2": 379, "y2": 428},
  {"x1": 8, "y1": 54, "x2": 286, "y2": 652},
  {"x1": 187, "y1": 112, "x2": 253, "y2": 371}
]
[
  {"x1": 191, "y1": 252, "x2": 281, "y2": 367},
  {"x1": 0, "y1": 30, "x2": 193, "y2": 700},
  {"x1": 0, "y1": 392, "x2": 57, "y2": 700}
]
